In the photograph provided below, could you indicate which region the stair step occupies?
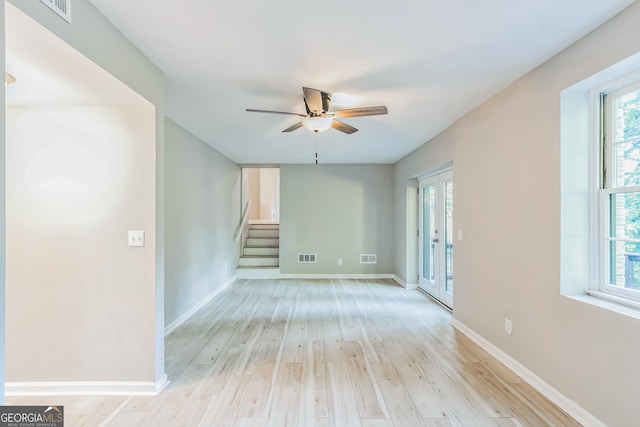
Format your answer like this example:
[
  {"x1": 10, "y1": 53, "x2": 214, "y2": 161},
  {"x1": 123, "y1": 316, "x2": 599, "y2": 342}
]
[
  {"x1": 246, "y1": 237, "x2": 279, "y2": 247},
  {"x1": 238, "y1": 256, "x2": 279, "y2": 267},
  {"x1": 249, "y1": 223, "x2": 280, "y2": 230},
  {"x1": 244, "y1": 246, "x2": 279, "y2": 256},
  {"x1": 241, "y1": 223, "x2": 280, "y2": 275},
  {"x1": 248, "y1": 229, "x2": 279, "y2": 238}
]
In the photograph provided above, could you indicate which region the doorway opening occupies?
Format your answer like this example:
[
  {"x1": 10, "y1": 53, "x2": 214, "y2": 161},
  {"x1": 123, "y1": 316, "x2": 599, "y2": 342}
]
[
  {"x1": 418, "y1": 169, "x2": 454, "y2": 309},
  {"x1": 242, "y1": 167, "x2": 280, "y2": 224}
]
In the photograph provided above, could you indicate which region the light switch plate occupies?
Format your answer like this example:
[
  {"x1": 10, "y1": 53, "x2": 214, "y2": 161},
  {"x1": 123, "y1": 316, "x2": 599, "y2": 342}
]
[{"x1": 128, "y1": 231, "x2": 145, "y2": 247}]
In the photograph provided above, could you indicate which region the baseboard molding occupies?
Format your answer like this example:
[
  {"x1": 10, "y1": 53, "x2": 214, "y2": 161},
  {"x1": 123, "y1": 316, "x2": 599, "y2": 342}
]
[
  {"x1": 164, "y1": 276, "x2": 236, "y2": 336},
  {"x1": 450, "y1": 319, "x2": 606, "y2": 427},
  {"x1": 275, "y1": 273, "x2": 418, "y2": 289},
  {"x1": 6, "y1": 374, "x2": 169, "y2": 396},
  {"x1": 279, "y1": 274, "x2": 397, "y2": 280},
  {"x1": 392, "y1": 275, "x2": 418, "y2": 289}
]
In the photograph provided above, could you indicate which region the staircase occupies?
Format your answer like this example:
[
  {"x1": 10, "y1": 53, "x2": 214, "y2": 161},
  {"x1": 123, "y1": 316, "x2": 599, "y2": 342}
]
[{"x1": 237, "y1": 223, "x2": 280, "y2": 279}]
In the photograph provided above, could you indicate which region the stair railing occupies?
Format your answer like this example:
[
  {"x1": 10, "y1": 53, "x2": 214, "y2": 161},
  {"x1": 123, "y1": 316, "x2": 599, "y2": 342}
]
[{"x1": 235, "y1": 199, "x2": 252, "y2": 242}]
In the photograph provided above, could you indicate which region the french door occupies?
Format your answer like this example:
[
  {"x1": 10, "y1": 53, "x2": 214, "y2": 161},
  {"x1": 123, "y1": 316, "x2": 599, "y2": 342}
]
[{"x1": 418, "y1": 170, "x2": 454, "y2": 308}]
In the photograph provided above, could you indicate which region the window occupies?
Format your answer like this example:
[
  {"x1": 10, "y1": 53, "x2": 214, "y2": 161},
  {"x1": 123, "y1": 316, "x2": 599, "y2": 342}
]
[
  {"x1": 560, "y1": 52, "x2": 640, "y2": 315},
  {"x1": 599, "y1": 81, "x2": 640, "y2": 305}
]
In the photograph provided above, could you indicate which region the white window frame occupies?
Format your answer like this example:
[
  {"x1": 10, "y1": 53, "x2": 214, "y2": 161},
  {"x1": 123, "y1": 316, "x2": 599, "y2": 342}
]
[{"x1": 593, "y1": 78, "x2": 640, "y2": 306}]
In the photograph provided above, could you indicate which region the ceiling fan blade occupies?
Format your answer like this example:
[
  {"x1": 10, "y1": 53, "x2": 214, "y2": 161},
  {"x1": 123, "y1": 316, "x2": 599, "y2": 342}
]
[
  {"x1": 331, "y1": 120, "x2": 358, "y2": 134},
  {"x1": 332, "y1": 106, "x2": 388, "y2": 118},
  {"x1": 302, "y1": 87, "x2": 332, "y2": 115},
  {"x1": 282, "y1": 122, "x2": 304, "y2": 132},
  {"x1": 246, "y1": 108, "x2": 306, "y2": 117}
]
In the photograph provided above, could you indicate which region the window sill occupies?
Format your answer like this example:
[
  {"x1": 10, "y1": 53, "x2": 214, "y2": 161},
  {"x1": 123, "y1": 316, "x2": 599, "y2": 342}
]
[{"x1": 566, "y1": 291, "x2": 640, "y2": 320}]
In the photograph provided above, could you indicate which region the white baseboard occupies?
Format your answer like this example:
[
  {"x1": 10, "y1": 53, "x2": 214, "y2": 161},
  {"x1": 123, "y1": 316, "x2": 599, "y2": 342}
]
[
  {"x1": 392, "y1": 275, "x2": 406, "y2": 287},
  {"x1": 278, "y1": 274, "x2": 398, "y2": 280},
  {"x1": 164, "y1": 276, "x2": 236, "y2": 336},
  {"x1": 450, "y1": 319, "x2": 606, "y2": 427},
  {"x1": 392, "y1": 275, "x2": 418, "y2": 289},
  {"x1": 6, "y1": 374, "x2": 169, "y2": 396},
  {"x1": 271, "y1": 273, "x2": 418, "y2": 289},
  {"x1": 154, "y1": 374, "x2": 170, "y2": 394}
]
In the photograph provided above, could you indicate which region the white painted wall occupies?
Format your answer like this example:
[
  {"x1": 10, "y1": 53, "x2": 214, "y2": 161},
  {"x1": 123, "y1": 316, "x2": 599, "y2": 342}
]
[
  {"x1": 6, "y1": 106, "x2": 156, "y2": 382},
  {"x1": 245, "y1": 168, "x2": 261, "y2": 221},
  {"x1": 280, "y1": 164, "x2": 393, "y2": 274},
  {"x1": 5, "y1": 0, "x2": 166, "y2": 388},
  {"x1": 165, "y1": 119, "x2": 240, "y2": 327},
  {"x1": 394, "y1": 4, "x2": 640, "y2": 425},
  {"x1": 244, "y1": 168, "x2": 280, "y2": 223},
  {"x1": 259, "y1": 168, "x2": 279, "y2": 223}
]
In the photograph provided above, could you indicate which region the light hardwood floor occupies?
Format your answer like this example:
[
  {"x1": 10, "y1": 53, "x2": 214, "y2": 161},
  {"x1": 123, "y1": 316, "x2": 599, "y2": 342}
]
[{"x1": 7, "y1": 279, "x2": 581, "y2": 426}]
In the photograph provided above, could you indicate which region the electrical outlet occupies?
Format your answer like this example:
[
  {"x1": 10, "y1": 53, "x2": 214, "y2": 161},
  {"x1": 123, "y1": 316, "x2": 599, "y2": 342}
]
[
  {"x1": 128, "y1": 230, "x2": 145, "y2": 247},
  {"x1": 338, "y1": 259, "x2": 343, "y2": 266},
  {"x1": 505, "y1": 318, "x2": 513, "y2": 336}
]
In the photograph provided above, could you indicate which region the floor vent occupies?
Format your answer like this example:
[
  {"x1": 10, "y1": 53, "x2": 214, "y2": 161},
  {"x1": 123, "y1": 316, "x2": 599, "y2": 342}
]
[
  {"x1": 360, "y1": 254, "x2": 377, "y2": 264},
  {"x1": 40, "y1": 0, "x2": 72, "y2": 23},
  {"x1": 298, "y1": 253, "x2": 317, "y2": 264}
]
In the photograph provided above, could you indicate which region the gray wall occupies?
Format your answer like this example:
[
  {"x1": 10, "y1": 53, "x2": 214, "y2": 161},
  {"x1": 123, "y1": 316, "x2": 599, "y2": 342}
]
[
  {"x1": 393, "y1": 3, "x2": 640, "y2": 425},
  {"x1": 280, "y1": 164, "x2": 393, "y2": 274},
  {"x1": 5, "y1": 0, "x2": 166, "y2": 387},
  {"x1": 165, "y1": 119, "x2": 240, "y2": 327}
]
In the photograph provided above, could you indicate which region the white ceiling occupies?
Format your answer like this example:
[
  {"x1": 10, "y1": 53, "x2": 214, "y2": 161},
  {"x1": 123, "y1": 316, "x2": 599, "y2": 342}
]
[{"x1": 15, "y1": 0, "x2": 640, "y2": 164}]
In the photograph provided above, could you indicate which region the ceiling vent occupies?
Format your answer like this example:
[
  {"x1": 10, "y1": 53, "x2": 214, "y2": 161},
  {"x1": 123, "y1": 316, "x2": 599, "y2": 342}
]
[{"x1": 40, "y1": 0, "x2": 72, "y2": 23}]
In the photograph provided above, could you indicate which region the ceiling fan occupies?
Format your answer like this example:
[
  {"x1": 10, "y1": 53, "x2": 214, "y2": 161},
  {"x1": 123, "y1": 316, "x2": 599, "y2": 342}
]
[{"x1": 246, "y1": 87, "x2": 388, "y2": 134}]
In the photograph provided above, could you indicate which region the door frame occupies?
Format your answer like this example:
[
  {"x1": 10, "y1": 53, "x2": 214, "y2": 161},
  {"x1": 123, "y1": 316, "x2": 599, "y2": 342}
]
[{"x1": 418, "y1": 168, "x2": 453, "y2": 308}]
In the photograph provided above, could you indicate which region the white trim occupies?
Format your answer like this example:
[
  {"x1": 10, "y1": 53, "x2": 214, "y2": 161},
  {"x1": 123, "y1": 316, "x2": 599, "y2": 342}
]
[
  {"x1": 392, "y1": 275, "x2": 418, "y2": 289},
  {"x1": 6, "y1": 375, "x2": 169, "y2": 396},
  {"x1": 450, "y1": 319, "x2": 607, "y2": 427},
  {"x1": 565, "y1": 294, "x2": 640, "y2": 320},
  {"x1": 154, "y1": 374, "x2": 170, "y2": 394},
  {"x1": 164, "y1": 276, "x2": 236, "y2": 336},
  {"x1": 279, "y1": 273, "x2": 395, "y2": 280},
  {"x1": 585, "y1": 289, "x2": 640, "y2": 310},
  {"x1": 278, "y1": 274, "x2": 418, "y2": 289},
  {"x1": 277, "y1": 274, "x2": 419, "y2": 290},
  {"x1": 415, "y1": 162, "x2": 453, "y2": 184}
]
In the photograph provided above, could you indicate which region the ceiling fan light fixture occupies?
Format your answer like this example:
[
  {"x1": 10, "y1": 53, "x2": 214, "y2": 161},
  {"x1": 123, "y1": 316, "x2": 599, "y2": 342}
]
[{"x1": 302, "y1": 116, "x2": 332, "y2": 133}]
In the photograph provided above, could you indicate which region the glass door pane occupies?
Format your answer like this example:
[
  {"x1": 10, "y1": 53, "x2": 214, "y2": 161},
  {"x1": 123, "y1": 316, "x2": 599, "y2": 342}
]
[
  {"x1": 444, "y1": 179, "x2": 454, "y2": 296},
  {"x1": 422, "y1": 185, "x2": 436, "y2": 282}
]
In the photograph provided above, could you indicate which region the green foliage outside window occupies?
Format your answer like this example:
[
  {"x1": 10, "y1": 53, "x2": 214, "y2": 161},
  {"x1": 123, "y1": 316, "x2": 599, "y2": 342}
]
[{"x1": 616, "y1": 89, "x2": 640, "y2": 289}]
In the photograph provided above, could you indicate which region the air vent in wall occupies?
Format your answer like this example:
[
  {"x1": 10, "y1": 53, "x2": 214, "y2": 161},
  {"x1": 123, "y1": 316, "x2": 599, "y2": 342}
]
[
  {"x1": 40, "y1": 0, "x2": 72, "y2": 23},
  {"x1": 360, "y1": 254, "x2": 377, "y2": 264},
  {"x1": 298, "y1": 253, "x2": 317, "y2": 264}
]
